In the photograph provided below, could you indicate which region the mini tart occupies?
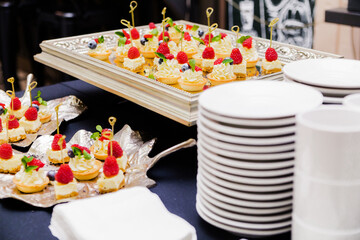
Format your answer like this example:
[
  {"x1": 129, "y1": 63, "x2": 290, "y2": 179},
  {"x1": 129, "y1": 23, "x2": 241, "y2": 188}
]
[
  {"x1": 247, "y1": 58, "x2": 259, "y2": 68},
  {"x1": 13, "y1": 170, "x2": 49, "y2": 193},
  {"x1": 154, "y1": 75, "x2": 180, "y2": 85},
  {"x1": 114, "y1": 44, "x2": 131, "y2": 63},
  {"x1": 54, "y1": 179, "x2": 78, "y2": 200},
  {"x1": 12, "y1": 106, "x2": 29, "y2": 119},
  {"x1": 202, "y1": 58, "x2": 215, "y2": 72},
  {"x1": 90, "y1": 141, "x2": 110, "y2": 161},
  {"x1": 261, "y1": 59, "x2": 282, "y2": 75},
  {"x1": 71, "y1": 159, "x2": 102, "y2": 181},
  {"x1": 19, "y1": 117, "x2": 42, "y2": 134},
  {"x1": 207, "y1": 63, "x2": 237, "y2": 86},
  {"x1": 178, "y1": 70, "x2": 207, "y2": 92},
  {"x1": 154, "y1": 59, "x2": 181, "y2": 85},
  {"x1": 88, "y1": 50, "x2": 112, "y2": 61},
  {"x1": 140, "y1": 38, "x2": 158, "y2": 59},
  {"x1": 97, "y1": 171, "x2": 125, "y2": 194},
  {"x1": 0, "y1": 130, "x2": 8, "y2": 145},
  {"x1": 123, "y1": 56, "x2": 145, "y2": 73},
  {"x1": 0, "y1": 154, "x2": 22, "y2": 174},
  {"x1": 46, "y1": 148, "x2": 70, "y2": 164},
  {"x1": 38, "y1": 105, "x2": 52, "y2": 123},
  {"x1": 207, "y1": 74, "x2": 236, "y2": 86},
  {"x1": 8, "y1": 127, "x2": 26, "y2": 143}
]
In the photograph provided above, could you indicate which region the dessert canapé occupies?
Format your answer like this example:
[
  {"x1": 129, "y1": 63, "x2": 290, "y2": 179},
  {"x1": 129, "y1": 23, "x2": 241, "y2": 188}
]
[
  {"x1": 13, "y1": 156, "x2": 49, "y2": 193},
  {"x1": 207, "y1": 57, "x2": 236, "y2": 85},
  {"x1": 32, "y1": 91, "x2": 52, "y2": 123},
  {"x1": 230, "y1": 48, "x2": 247, "y2": 79},
  {"x1": 108, "y1": 140, "x2": 128, "y2": 172},
  {"x1": 0, "y1": 143, "x2": 22, "y2": 173},
  {"x1": 19, "y1": 107, "x2": 42, "y2": 134},
  {"x1": 68, "y1": 144, "x2": 102, "y2": 181},
  {"x1": 90, "y1": 126, "x2": 113, "y2": 160},
  {"x1": 123, "y1": 46, "x2": 145, "y2": 73},
  {"x1": 182, "y1": 32, "x2": 198, "y2": 59},
  {"x1": 140, "y1": 30, "x2": 159, "y2": 58},
  {"x1": 87, "y1": 36, "x2": 112, "y2": 61},
  {"x1": 9, "y1": 97, "x2": 28, "y2": 119},
  {"x1": 238, "y1": 36, "x2": 259, "y2": 68},
  {"x1": 178, "y1": 60, "x2": 207, "y2": 92},
  {"x1": 201, "y1": 46, "x2": 216, "y2": 72},
  {"x1": 213, "y1": 33, "x2": 232, "y2": 59},
  {"x1": 114, "y1": 30, "x2": 132, "y2": 64},
  {"x1": 97, "y1": 156, "x2": 125, "y2": 193},
  {"x1": 154, "y1": 53, "x2": 180, "y2": 85},
  {"x1": 262, "y1": 47, "x2": 282, "y2": 74},
  {"x1": 7, "y1": 114, "x2": 26, "y2": 143},
  {"x1": 0, "y1": 119, "x2": 8, "y2": 145},
  {"x1": 54, "y1": 164, "x2": 78, "y2": 200},
  {"x1": 46, "y1": 134, "x2": 69, "y2": 164}
]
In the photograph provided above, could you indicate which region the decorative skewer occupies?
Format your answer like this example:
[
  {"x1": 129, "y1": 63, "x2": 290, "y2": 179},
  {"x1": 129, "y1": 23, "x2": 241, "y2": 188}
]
[
  {"x1": 208, "y1": 23, "x2": 218, "y2": 47},
  {"x1": 6, "y1": 77, "x2": 16, "y2": 143},
  {"x1": 58, "y1": 135, "x2": 66, "y2": 164},
  {"x1": 206, "y1": 7, "x2": 213, "y2": 47},
  {"x1": 55, "y1": 103, "x2": 62, "y2": 135},
  {"x1": 108, "y1": 117, "x2": 117, "y2": 157},
  {"x1": 231, "y1": 25, "x2": 240, "y2": 48},
  {"x1": 178, "y1": 25, "x2": 184, "y2": 51},
  {"x1": 268, "y1": 18, "x2": 279, "y2": 48},
  {"x1": 121, "y1": 19, "x2": 133, "y2": 46},
  {"x1": 161, "y1": 7, "x2": 167, "y2": 41},
  {"x1": 129, "y1": 1, "x2": 138, "y2": 28},
  {"x1": 28, "y1": 81, "x2": 37, "y2": 107}
]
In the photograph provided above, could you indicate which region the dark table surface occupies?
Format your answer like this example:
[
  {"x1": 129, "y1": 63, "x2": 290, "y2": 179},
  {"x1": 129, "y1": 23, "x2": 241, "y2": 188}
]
[{"x1": 0, "y1": 80, "x2": 291, "y2": 240}]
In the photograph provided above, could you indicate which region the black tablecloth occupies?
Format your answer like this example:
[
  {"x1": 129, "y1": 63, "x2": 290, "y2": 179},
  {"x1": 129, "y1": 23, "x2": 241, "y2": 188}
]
[{"x1": 0, "y1": 80, "x2": 291, "y2": 240}]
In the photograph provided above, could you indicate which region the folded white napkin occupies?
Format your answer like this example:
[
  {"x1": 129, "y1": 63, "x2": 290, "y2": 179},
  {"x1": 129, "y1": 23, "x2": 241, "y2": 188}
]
[{"x1": 49, "y1": 187, "x2": 197, "y2": 240}]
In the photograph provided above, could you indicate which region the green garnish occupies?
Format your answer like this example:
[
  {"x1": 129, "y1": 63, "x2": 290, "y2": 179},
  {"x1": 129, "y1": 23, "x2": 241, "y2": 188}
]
[
  {"x1": 237, "y1": 35, "x2": 251, "y2": 44},
  {"x1": 163, "y1": 36, "x2": 169, "y2": 42},
  {"x1": 71, "y1": 146, "x2": 91, "y2": 160},
  {"x1": 21, "y1": 156, "x2": 38, "y2": 173},
  {"x1": 35, "y1": 91, "x2": 47, "y2": 106},
  {"x1": 83, "y1": 150, "x2": 92, "y2": 160},
  {"x1": 192, "y1": 25, "x2": 199, "y2": 31},
  {"x1": 118, "y1": 37, "x2": 127, "y2": 47},
  {"x1": 3, "y1": 108, "x2": 7, "y2": 115},
  {"x1": 115, "y1": 31, "x2": 125, "y2": 38},
  {"x1": 155, "y1": 52, "x2": 167, "y2": 61},
  {"x1": 98, "y1": 36, "x2": 105, "y2": 44},
  {"x1": 167, "y1": 18, "x2": 173, "y2": 27},
  {"x1": 189, "y1": 59, "x2": 196, "y2": 72},
  {"x1": 150, "y1": 28, "x2": 159, "y2": 36},
  {"x1": 90, "y1": 125, "x2": 102, "y2": 140},
  {"x1": 174, "y1": 25, "x2": 181, "y2": 33},
  {"x1": 222, "y1": 58, "x2": 234, "y2": 65},
  {"x1": 149, "y1": 74, "x2": 155, "y2": 80},
  {"x1": 193, "y1": 37, "x2": 204, "y2": 45},
  {"x1": 211, "y1": 35, "x2": 221, "y2": 42}
]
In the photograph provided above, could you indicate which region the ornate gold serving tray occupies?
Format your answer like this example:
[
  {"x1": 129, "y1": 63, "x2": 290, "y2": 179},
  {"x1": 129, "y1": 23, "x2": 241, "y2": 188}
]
[{"x1": 34, "y1": 20, "x2": 341, "y2": 126}]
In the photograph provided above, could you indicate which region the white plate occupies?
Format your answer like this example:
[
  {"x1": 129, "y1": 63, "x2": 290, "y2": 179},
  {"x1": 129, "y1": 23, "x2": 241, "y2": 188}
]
[
  {"x1": 199, "y1": 106, "x2": 296, "y2": 127},
  {"x1": 323, "y1": 96, "x2": 343, "y2": 104},
  {"x1": 196, "y1": 202, "x2": 291, "y2": 237},
  {"x1": 199, "y1": 155, "x2": 294, "y2": 177},
  {"x1": 197, "y1": 188, "x2": 292, "y2": 215},
  {"x1": 198, "y1": 114, "x2": 296, "y2": 137},
  {"x1": 195, "y1": 196, "x2": 292, "y2": 230},
  {"x1": 344, "y1": 93, "x2": 360, "y2": 109},
  {"x1": 198, "y1": 179, "x2": 293, "y2": 209},
  {"x1": 283, "y1": 59, "x2": 360, "y2": 89},
  {"x1": 197, "y1": 194, "x2": 292, "y2": 223},
  {"x1": 199, "y1": 132, "x2": 295, "y2": 154},
  {"x1": 198, "y1": 122, "x2": 295, "y2": 146},
  {"x1": 198, "y1": 172, "x2": 293, "y2": 201},
  {"x1": 199, "y1": 139, "x2": 295, "y2": 161},
  {"x1": 198, "y1": 147, "x2": 295, "y2": 171},
  {"x1": 199, "y1": 167, "x2": 293, "y2": 193},
  {"x1": 199, "y1": 80, "x2": 323, "y2": 119}
]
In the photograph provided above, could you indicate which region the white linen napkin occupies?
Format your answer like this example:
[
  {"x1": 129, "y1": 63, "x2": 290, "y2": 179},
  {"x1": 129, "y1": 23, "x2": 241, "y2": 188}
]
[{"x1": 49, "y1": 186, "x2": 197, "y2": 240}]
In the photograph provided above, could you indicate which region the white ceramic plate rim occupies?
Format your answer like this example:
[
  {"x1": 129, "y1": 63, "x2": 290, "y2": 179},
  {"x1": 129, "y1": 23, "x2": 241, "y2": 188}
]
[{"x1": 323, "y1": 96, "x2": 343, "y2": 104}]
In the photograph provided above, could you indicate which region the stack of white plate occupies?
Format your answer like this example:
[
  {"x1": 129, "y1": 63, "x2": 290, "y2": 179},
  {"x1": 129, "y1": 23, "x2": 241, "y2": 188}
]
[
  {"x1": 196, "y1": 81, "x2": 323, "y2": 238},
  {"x1": 283, "y1": 59, "x2": 360, "y2": 104}
]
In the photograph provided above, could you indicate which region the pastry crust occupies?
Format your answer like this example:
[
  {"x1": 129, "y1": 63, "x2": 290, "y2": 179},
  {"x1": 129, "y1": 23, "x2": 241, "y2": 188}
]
[
  {"x1": 0, "y1": 164, "x2": 21, "y2": 174},
  {"x1": 207, "y1": 74, "x2": 236, "y2": 86},
  {"x1": 185, "y1": 50, "x2": 197, "y2": 59},
  {"x1": 114, "y1": 56, "x2": 125, "y2": 64},
  {"x1": 13, "y1": 177, "x2": 49, "y2": 193},
  {"x1": 90, "y1": 145, "x2": 107, "y2": 161},
  {"x1": 98, "y1": 178, "x2": 125, "y2": 194},
  {"x1": 88, "y1": 50, "x2": 112, "y2": 61},
  {"x1": 178, "y1": 78, "x2": 207, "y2": 92},
  {"x1": 261, "y1": 67, "x2": 282, "y2": 75},
  {"x1": 123, "y1": 65, "x2": 144, "y2": 73},
  {"x1": 202, "y1": 65, "x2": 214, "y2": 73},
  {"x1": 140, "y1": 50, "x2": 156, "y2": 59},
  {"x1": 8, "y1": 133, "x2": 26, "y2": 143},
  {"x1": 235, "y1": 72, "x2": 247, "y2": 80},
  {"x1": 56, "y1": 190, "x2": 78, "y2": 200},
  {"x1": 24, "y1": 124, "x2": 41, "y2": 134},
  {"x1": 72, "y1": 160, "x2": 102, "y2": 181},
  {"x1": 246, "y1": 58, "x2": 259, "y2": 68},
  {"x1": 48, "y1": 155, "x2": 70, "y2": 164},
  {"x1": 39, "y1": 113, "x2": 52, "y2": 123},
  {"x1": 155, "y1": 75, "x2": 180, "y2": 85}
]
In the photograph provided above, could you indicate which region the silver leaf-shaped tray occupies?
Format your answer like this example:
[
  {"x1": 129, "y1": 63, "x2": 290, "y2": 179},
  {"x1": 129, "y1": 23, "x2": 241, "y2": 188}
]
[{"x1": 0, "y1": 124, "x2": 196, "y2": 207}]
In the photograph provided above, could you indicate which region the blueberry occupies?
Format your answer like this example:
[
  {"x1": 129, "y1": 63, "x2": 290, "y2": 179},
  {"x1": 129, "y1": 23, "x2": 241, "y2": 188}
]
[
  {"x1": 165, "y1": 26, "x2": 169, "y2": 31},
  {"x1": 158, "y1": 40, "x2": 163, "y2": 46},
  {"x1": 47, "y1": 170, "x2": 56, "y2": 181},
  {"x1": 198, "y1": 29, "x2": 204, "y2": 37},
  {"x1": 158, "y1": 58, "x2": 164, "y2": 65},
  {"x1": 181, "y1": 63, "x2": 190, "y2": 72},
  {"x1": 224, "y1": 57, "x2": 234, "y2": 65},
  {"x1": 32, "y1": 104, "x2": 39, "y2": 111},
  {"x1": 88, "y1": 40, "x2": 97, "y2": 49},
  {"x1": 68, "y1": 150, "x2": 75, "y2": 158},
  {"x1": 140, "y1": 37, "x2": 146, "y2": 46},
  {"x1": 0, "y1": 106, "x2": 4, "y2": 115}
]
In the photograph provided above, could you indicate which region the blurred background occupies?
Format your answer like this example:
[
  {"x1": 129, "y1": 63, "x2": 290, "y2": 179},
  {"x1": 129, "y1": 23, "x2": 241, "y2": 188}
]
[{"x1": 0, "y1": 0, "x2": 359, "y2": 90}]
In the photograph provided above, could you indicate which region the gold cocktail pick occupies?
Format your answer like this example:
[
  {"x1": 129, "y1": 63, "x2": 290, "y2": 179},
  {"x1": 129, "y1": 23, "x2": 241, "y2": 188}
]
[
  {"x1": 162, "y1": 17, "x2": 171, "y2": 42},
  {"x1": 7, "y1": 77, "x2": 15, "y2": 95},
  {"x1": 206, "y1": 7, "x2": 214, "y2": 47},
  {"x1": 28, "y1": 81, "x2": 37, "y2": 107},
  {"x1": 161, "y1": 7, "x2": 167, "y2": 41},
  {"x1": 58, "y1": 135, "x2": 66, "y2": 164},
  {"x1": 121, "y1": 19, "x2": 133, "y2": 45},
  {"x1": 231, "y1": 25, "x2": 240, "y2": 48},
  {"x1": 208, "y1": 23, "x2": 218, "y2": 47},
  {"x1": 108, "y1": 116, "x2": 117, "y2": 157},
  {"x1": 5, "y1": 89, "x2": 14, "y2": 143},
  {"x1": 178, "y1": 25, "x2": 184, "y2": 51},
  {"x1": 55, "y1": 103, "x2": 62, "y2": 135},
  {"x1": 268, "y1": 18, "x2": 279, "y2": 48},
  {"x1": 129, "y1": 1, "x2": 138, "y2": 28}
]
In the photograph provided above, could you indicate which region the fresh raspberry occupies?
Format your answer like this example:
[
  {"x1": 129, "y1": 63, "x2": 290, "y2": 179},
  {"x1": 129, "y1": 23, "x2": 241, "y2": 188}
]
[
  {"x1": 27, "y1": 158, "x2": 45, "y2": 171},
  {"x1": 7, "y1": 115, "x2": 19, "y2": 129},
  {"x1": 101, "y1": 129, "x2": 112, "y2": 140},
  {"x1": 165, "y1": 23, "x2": 170, "y2": 28},
  {"x1": 195, "y1": 66, "x2": 202, "y2": 72},
  {"x1": 122, "y1": 29, "x2": 130, "y2": 39},
  {"x1": 125, "y1": 39, "x2": 131, "y2": 44},
  {"x1": 71, "y1": 144, "x2": 90, "y2": 154},
  {"x1": 204, "y1": 33, "x2": 214, "y2": 42},
  {"x1": 158, "y1": 31, "x2": 170, "y2": 41},
  {"x1": 186, "y1": 24, "x2": 192, "y2": 30},
  {"x1": 103, "y1": 156, "x2": 119, "y2": 177},
  {"x1": 220, "y1": 33, "x2": 227, "y2": 39},
  {"x1": 214, "y1": 58, "x2": 223, "y2": 65},
  {"x1": 55, "y1": 164, "x2": 73, "y2": 184},
  {"x1": 184, "y1": 32, "x2": 191, "y2": 41},
  {"x1": 0, "y1": 143, "x2": 12, "y2": 159},
  {"x1": 176, "y1": 51, "x2": 188, "y2": 64},
  {"x1": 10, "y1": 97, "x2": 21, "y2": 111},
  {"x1": 24, "y1": 107, "x2": 38, "y2": 121},
  {"x1": 107, "y1": 141, "x2": 123, "y2": 158},
  {"x1": 230, "y1": 48, "x2": 243, "y2": 64},
  {"x1": 203, "y1": 39, "x2": 209, "y2": 46},
  {"x1": 127, "y1": 46, "x2": 140, "y2": 59},
  {"x1": 265, "y1": 47, "x2": 278, "y2": 62},
  {"x1": 202, "y1": 47, "x2": 215, "y2": 59},
  {"x1": 130, "y1": 28, "x2": 140, "y2": 39},
  {"x1": 52, "y1": 134, "x2": 67, "y2": 151},
  {"x1": 165, "y1": 54, "x2": 174, "y2": 60},
  {"x1": 149, "y1": 22, "x2": 156, "y2": 29},
  {"x1": 203, "y1": 85, "x2": 210, "y2": 90},
  {"x1": 144, "y1": 34, "x2": 153, "y2": 39},
  {"x1": 156, "y1": 42, "x2": 170, "y2": 55},
  {"x1": 32, "y1": 100, "x2": 40, "y2": 106},
  {"x1": 242, "y1": 37, "x2": 252, "y2": 49},
  {"x1": 0, "y1": 103, "x2": 5, "y2": 109},
  {"x1": 95, "y1": 38, "x2": 99, "y2": 43}
]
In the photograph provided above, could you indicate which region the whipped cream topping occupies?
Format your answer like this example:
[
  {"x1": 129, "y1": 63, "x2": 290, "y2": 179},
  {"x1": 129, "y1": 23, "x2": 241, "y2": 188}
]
[
  {"x1": 181, "y1": 70, "x2": 204, "y2": 83},
  {"x1": 115, "y1": 44, "x2": 131, "y2": 57},
  {"x1": 262, "y1": 59, "x2": 282, "y2": 70},
  {"x1": 210, "y1": 63, "x2": 236, "y2": 80},
  {"x1": 47, "y1": 148, "x2": 68, "y2": 161},
  {"x1": 182, "y1": 40, "x2": 198, "y2": 53},
  {"x1": 168, "y1": 41, "x2": 180, "y2": 55},
  {"x1": 141, "y1": 37, "x2": 158, "y2": 52},
  {"x1": 169, "y1": 27, "x2": 182, "y2": 39},
  {"x1": 156, "y1": 59, "x2": 181, "y2": 78},
  {"x1": 240, "y1": 45, "x2": 259, "y2": 62},
  {"x1": 123, "y1": 56, "x2": 145, "y2": 70},
  {"x1": 0, "y1": 154, "x2": 21, "y2": 170},
  {"x1": 213, "y1": 37, "x2": 233, "y2": 54},
  {"x1": 15, "y1": 168, "x2": 47, "y2": 185},
  {"x1": 8, "y1": 126, "x2": 25, "y2": 139},
  {"x1": 88, "y1": 43, "x2": 109, "y2": 54},
  {"x1": 93, "y1": 139, "x2": 109, "y2": 154},
  {"x1": 69, "y1": 155, "x2": 95, "y2": 172}
]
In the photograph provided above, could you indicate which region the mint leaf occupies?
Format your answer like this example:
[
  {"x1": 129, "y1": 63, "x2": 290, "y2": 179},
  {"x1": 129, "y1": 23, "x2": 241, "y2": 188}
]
[
  {"x1": 222, "y1": 58, "x2": 234, "y2": 65},
  {"x1": 3, "y1": 108, "x2": 7, "y2": 115},
  {"x1": 83, "y1": 150, "x2": 92, "y2": 160},
  {"x1": 149, "y1": 74, "x2": 155, "y2": 80},
  {"x1": 150, "y1": 28, "x2": 158, "y2": 36},
  {"x1": 155, "y1": 52, "x2": 166, "y2": 61},
  {"x1": 193, "y1": 37, "x2": 204, "y2": 45},
  {"x1": 174, "y1": 25, "x2": 181, "y2": 33},
  {"x1": 145, "y1": 35, "x2": 153, "y2": 40},
  {"x1": 96, "y1": 125, "x2": 102, "y2": 132},
  {"x1": 211, "y1": 35, "x2": 221, "y2": 42},
  {"x1": 21, "y1": 156, "x2": 35, "y2": 172},
  {"x1": 115, "y1": 31, "x2": 125, "y2": 38},
  {"x1": 163, "y1": 36, "x2": 169, "y2": 43},
  {"x1": 118, "y1": 37, "x2": 127, "y2": 47},
  {"x1": 36, "y1": 90, "x2": 41, "y2": 99},
  {"x1": 192, "y1": 25, "x2": 199, "y2": 31},
  {"x1": 189, "y1": 59, "x2": 196, "y2": 72},
  {"x1": 238, "y1": 35, "x2": 251, "y2": 44},
  {"x1": 72, "y1": 147, "x2": 82, "y2": 157},
  {"x1": 25, "y1": 165, "x2": 38, "y2": 173},
  {"x1": 98, "y1": 36, "x2": 105, "y2": 44},
  {"x1": 90, "y1": 132, "x2": 100, "y2": 140},
  {"x1": 167, "y1": 18, "x2": 173, "y2": 27}
]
